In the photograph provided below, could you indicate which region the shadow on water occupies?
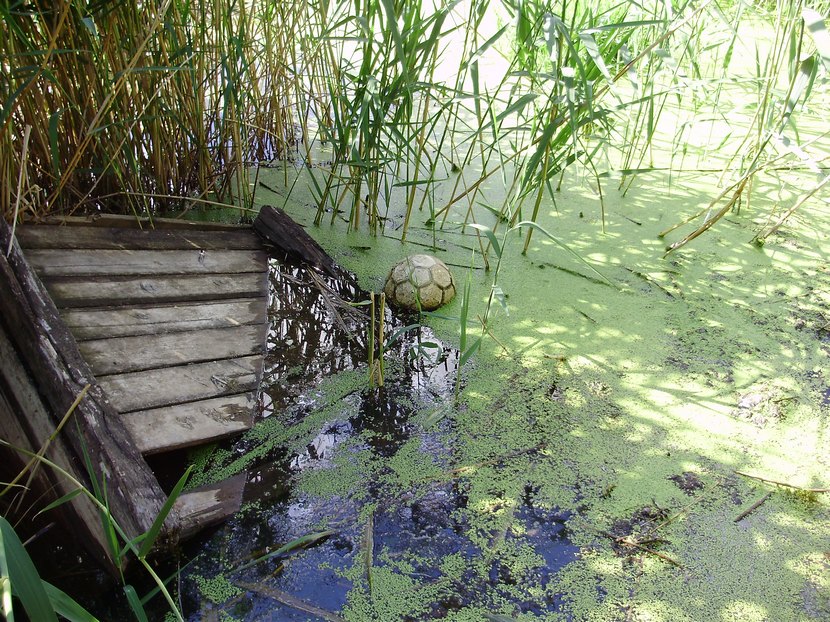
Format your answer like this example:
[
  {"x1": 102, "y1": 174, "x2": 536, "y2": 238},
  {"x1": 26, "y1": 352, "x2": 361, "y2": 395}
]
[{"x1": 158, "y1": 256, "x2": 580, "y2": 620}]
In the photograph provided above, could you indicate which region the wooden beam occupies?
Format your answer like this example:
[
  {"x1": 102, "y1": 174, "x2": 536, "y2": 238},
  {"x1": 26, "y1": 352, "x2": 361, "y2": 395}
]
[
  {"x1": 173, "y1": 473, "x2": 247, "y2": 541},
  {"x1": 44, "y1": 272, "x2": 267, "y2": 307},
  {"x1": 79, "y1": 324, "x2": 267, "y2": 375},
  {"x1": 0, "y1": 329, "x2": 115, "y2": 571},
  {"x1": 31, "y1": 213, "x2": 250, "y2": 231},
  {"x1": 99, "y1": 356, "x2": 263, "y2": 413},
  {"x1": 25, "y1": 249, "x2": 266, "y2": 277},
  {"x1": 122, "y1": 394, "x2": 255, "y2": 454},
  {"x1": 0, "y1": 221, "x2": 166, "y2": 547},
  {"x1": 254, "y1": 205, "x2": 341, "y2": 278},
  {"x1": 61, "y1": 298, "x2": 266, "y2": 340},
  {"x1": 15, "y1": 225, "x2": 262, "y2": 251}
]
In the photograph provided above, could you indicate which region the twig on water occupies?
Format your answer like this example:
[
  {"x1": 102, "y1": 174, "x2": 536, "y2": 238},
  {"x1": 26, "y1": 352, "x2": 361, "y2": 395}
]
[
  {"x1": 734, "y1": 492, "x2": 773, "y2": 523},
  {"x1": 234, "y1": 581, "x2": 346, "y2": 622},
  {"x1": 735, "y1": 471, "x2": 829, "y2": 493},
  {"x1": 600, "y1": 530, "x2": 682, "y2": 568}
]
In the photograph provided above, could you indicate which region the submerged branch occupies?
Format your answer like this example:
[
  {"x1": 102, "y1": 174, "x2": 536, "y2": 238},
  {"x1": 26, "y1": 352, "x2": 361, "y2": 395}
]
[
  {"x1": 735, "y1": 471, "x2": 829, "y2": 493},
  {"x1": 734, "y1": 492, "x2": 773, "y2": 522}
]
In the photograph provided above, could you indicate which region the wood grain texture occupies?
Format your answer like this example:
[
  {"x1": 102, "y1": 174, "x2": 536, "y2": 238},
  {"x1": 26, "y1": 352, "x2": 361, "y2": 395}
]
[
  {"x1": 174, "y1": 473, "x2": 247, "y2": 540},
  {"x1": 0, "y1": 328, "x2": 115, "y2": 571},
  {"x1": 254, "y1": 205, "x2": 340, "y2": 278},
  {"x1": 45, "y1": 272, "x2": 267, "y2": 307},
  {"x1": 61, "y1": 298, "x2": 266, "y2": 339},
  {"x1": 79, "y1": 324, "x2": 267, "y2": 375},
  {"x1": 0, "y1": 222, "x2": 166, "y2": 546},
  {"x1": 16, "y1": 224, "x2": 262, "y2": 250},
  {"x1": 26, "y1": 248, "x2": 266, "y2": 277},
  {"x1": 99, "y1": 356, "x2": 263, "y2": 412},
  {"x1": 122, "y1": 394, "x2": 255, "y2": 454}
]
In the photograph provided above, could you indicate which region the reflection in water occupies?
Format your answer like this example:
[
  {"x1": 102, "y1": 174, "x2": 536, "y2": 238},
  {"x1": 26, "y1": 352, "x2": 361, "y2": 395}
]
[{"x1": 177, "y1": 257, "x2": 579, "y2": 620}]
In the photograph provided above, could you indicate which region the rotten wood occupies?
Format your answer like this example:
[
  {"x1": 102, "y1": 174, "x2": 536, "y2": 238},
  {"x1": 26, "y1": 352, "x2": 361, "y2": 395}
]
[
  {"x1": 735, "y1": 470, "x2": 830, "y2": 493},
  {"x1": 44, "y1": 272, "x2": 267, "y2": 307},
  {"x1": 16, "y1": 224, "x2": 261, "y2": 251},
  {"x1": 99, "y1": 356, "x2": 262, "y2": 413},
  {"x1": 254, "y1": 205, "x2": 340, "y2": 278},
  {"x1": 79, "y1": 324, "x2": 266, "y2": 375},
  {"x1": 0, "y1": 221, "x2": 166, "y2": 550},
  {"x1": 0, "y1": 329, "x2": 114, "y2": 570},
  {"x1": 734, "y1": 492, "x2": 773, "y2": 523},
  {"x1": 26, "y1": 249, "x2": 266, "y2": 277},
  {"x1": 29, "y1": 213, "x2": 250, "y2": 231},
  {"x1": 61, "y1": 298, "x2": 265, "y2": 340},
  {"x1": 121, "y1": 394, "x2": 255, "y2": 454},
  {"x1": 173, "y1": 473, "x2": 247, "y2": 541},
  {"x1": 234, "y1": 581, "x2": 347, "y2": 622}
]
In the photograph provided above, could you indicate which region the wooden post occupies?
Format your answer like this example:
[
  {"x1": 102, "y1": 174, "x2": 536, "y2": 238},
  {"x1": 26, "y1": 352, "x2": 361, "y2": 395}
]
[{"x1": 253, "y1": 205, "x2": 342, "y2": 278}]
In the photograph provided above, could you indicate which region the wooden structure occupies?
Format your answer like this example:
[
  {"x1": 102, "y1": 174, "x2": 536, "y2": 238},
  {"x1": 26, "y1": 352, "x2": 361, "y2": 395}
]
[{"x1": 1, "y1": 214, "x2": 270, "y2": 569}]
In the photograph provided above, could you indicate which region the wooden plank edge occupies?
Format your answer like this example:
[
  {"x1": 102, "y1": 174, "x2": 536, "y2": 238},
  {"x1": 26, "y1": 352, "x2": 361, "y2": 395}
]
[
  {"x1": 25, "y1": 213, "x2": 252, "y2": 231},
  {"x1": 16, "y1": 224, "x2": 263, "y2": 251},
  {"x1": 171, "y1": 473, "x2": 247, "y2": 541},
  {"x1": 121, "y1": 393, "x2": 256, "y2": 455}
]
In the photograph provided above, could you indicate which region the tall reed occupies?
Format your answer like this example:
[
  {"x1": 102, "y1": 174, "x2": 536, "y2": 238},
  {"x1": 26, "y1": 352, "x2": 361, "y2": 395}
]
[{"x1": 0, "y1": 0, "x2": 322, "y2": 220}]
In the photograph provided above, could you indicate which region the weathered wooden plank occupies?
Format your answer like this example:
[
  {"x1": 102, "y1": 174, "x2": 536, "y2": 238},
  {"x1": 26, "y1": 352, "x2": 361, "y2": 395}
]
[
  {"x1": 26, "y1": 249, "x2": 266, "y2": 277},
  {"x1": 61, "y1": 298, "x2": 266, "y2": 340},
  {"x1": 254, "y1": 205, "x2": 341, "y2": 278},
  {"x1": 0, "y1": 221, "x2": 166, "y2": 550},
  {"x1": 99, "y1": 356, "x2": 262, "y2": 413},
  {"x1": 122, "y1": 394, "x2": 255, "y2": 454},
  {"x1": 174, "y1": 473, "x2": 247, "y2": 540},
  {"x1": 44, "y1": 272, "x2": 267, "y2": 307},
  {"x1": 0, "y1": 328, "x2": 114, "y2": 571},
  {"x1": 80, "y1": 324, "x2": 266, "y2": 375},
  {"x1": 35, "y1": 213, "x2": 250, "y2": 231},
  {"x1": 15, "y1": 224, "x2": 262, "y2": 251}
]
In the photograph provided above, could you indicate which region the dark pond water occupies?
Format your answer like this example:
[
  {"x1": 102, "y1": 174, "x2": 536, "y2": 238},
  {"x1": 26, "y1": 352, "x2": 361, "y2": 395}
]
[{"x1": 29, "y1": 254, "x2": 581, "y2": 620}]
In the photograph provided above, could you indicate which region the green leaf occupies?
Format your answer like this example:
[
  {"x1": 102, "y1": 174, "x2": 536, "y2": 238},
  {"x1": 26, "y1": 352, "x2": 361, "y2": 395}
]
[
  {"x1": 231, "y1": 530, "x2": 335, "y2": 574},
  {"x1": 124, "y1": 585, "x2": 149, "y2": 622},
  {"x1": 467, "y1": 223, "x2": 502, "y2": 258},
  {"x1": 43, "y1": 581, "x2": 99, "y2": 622},
  {"x1": 513, "y1": 220, "x2": 614, "y2": 286},
  {"x1": 385, "y1": 323, "x2": 422, "y2": 348},
  {"x1": 492, "y1": 286, "x2": 509, "y2": 316},
  {"x1": 136, "y1": 465, "x2": 192, "y2": 559},
  {"x1": 804, "y1": 8, "x2": 830, "y2": 71},
  {"x1": 0, "y1": 516, "x2": 59, "y2": 622},
  {"x1": 459, "y1": 336, "x2": 482, "y2": 367},
  {"x1": 48, "y1": 108, "x2": 65, "y2": 177},
  {"x1": 35, "y1": 488, "x2": 83, "y2": 518}
]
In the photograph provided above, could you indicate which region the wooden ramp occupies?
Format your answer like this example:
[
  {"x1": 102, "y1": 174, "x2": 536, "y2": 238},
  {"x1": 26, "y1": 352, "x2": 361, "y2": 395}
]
[
  {"x1": 2, "y1": 215, "x2": 271, "y2": 569},
  {"x1": 16, "y1": 220, "x2": 269, "y2": 455}
]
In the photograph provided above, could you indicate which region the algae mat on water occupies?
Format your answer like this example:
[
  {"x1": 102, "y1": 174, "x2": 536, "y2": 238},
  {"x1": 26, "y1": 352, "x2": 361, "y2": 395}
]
[{"x1": 184, "y1": 163, "x2": 829, "y2": 621}]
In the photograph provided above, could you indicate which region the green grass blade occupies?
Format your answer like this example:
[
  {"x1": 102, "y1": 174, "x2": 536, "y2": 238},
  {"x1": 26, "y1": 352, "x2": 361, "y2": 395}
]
[
  {"x1": 35, "y1": 488, "x2": 84, "y2": 518},
  {"x1": 459, "y1": 336, "x2": 482, "y2": 367},
  {"x1": 48, "y1": 108, "x2": 64, "y2": 177},
  {"x1": 467, "y1": 223, "x2": 502, "y2": 258},
  {"x1": 0, "y1": 516, "x2": 59, "y2": 622},
  {"x1": 136, "y1": 465, "x2": 192, "y2": 559},
  {"x1": 514, "y1": 220, "x2": 614, "y2": 286},
  {"x1": 231, "y1": 530, "x2": 335, "y2": 574},
  {"x1": 803, "y1": 8, "x2": 830, "y2": 71},
  {"x1": 43, "y1": 581, "x2": 99, "y2": 622},
  {"x1": 124, "y1": 585, "x2": 149, "y2": 622}
]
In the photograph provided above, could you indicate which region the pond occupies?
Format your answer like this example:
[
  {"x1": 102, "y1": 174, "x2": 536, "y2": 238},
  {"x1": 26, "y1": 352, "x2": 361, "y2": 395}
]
[{"x1": 162, "y1": 256, "x2": 583, "y2": 621}]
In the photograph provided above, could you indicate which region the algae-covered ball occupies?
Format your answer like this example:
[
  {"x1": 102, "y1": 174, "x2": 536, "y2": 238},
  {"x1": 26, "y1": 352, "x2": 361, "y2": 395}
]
[{"x1": 384, "y1": 254, "x2": 456, "y2": 311}]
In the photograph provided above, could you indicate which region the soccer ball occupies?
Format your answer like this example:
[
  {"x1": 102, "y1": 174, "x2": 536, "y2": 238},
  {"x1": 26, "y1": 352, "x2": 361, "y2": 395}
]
[{"x1": 384, "y1": 254, "x2": 456, "y2": 311}]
